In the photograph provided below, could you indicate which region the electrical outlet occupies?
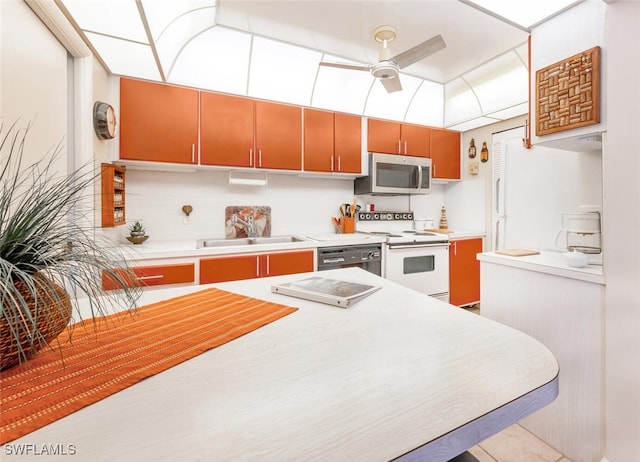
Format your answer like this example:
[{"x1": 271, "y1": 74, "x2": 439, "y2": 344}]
[{"x1": 468, "y1": 162, "x2": 479, "y2": 175}]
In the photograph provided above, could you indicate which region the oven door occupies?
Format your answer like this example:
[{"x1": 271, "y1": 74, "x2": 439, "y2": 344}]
[{"x1": 384, "y1": 243, "x2": 450, "y2": 301}]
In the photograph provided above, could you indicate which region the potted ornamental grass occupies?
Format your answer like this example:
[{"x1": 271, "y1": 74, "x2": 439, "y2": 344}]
[{"x1": 0, "y1": 121, "x2": 142, "y2": 371}]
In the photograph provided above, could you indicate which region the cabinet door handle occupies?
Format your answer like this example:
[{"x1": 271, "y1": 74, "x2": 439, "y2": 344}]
[
  {"x1": 191, "y1": 144, "x2": 195, "y2": 163},
  {"x1": 256, "y1": 256, "x2": 260, "y2": 277},
  {"x1": 404, "y1": 141, "x2": 408, "y2": 154},
  {"x1": 337, "y1": 155, "x2": 341, "y2": 171},
  {"x1": 331, "y1": 155, "x2": 334, "y2": 172},
  {"x1": 259, "y1": 149, "x2": 262, "y2": 167},
  {"x1": 433, "y1": 163, "x2": 436, "y2": 177},
  {"x1": 453, "y1": 241, "x2": 457, "y2": 256},
  {"x1": 249, "y1": 148, "x2": 253, "y2": 167},
  {"x1": 138, "y1": 274, "x2": 163, "y2": 281},
  {"x1": 266, "y1": 255, "x2": 270, "y2": 275},
  {"x1": 397, "y1": 140, "x2": 402, "y2": 154}
]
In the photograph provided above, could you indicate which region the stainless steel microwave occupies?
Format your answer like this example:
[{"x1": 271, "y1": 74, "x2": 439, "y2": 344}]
[{"x1": 354, "y1": 152, "x2": 432, "y2": 195}]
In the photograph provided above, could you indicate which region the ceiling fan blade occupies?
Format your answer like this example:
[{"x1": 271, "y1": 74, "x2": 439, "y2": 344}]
[
  {"x1": 319, "y1": 61, "x2": 371, "y2": 72},
  {"x1": 381, "y1": 76, "x2": 402, "y2": 93},
  {"x1": 391, "y1": 34, "x2": 446, "y2": 69}
]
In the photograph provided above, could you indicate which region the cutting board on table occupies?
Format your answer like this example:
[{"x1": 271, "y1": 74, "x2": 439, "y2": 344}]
[{"x1": 495, "y1": 249, "x2": 540, "y2": 257}]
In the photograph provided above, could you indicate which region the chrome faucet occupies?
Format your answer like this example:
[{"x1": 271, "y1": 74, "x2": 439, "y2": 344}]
[{"x1": 231, "y1": 213, "x2": 255, "y2": 237}]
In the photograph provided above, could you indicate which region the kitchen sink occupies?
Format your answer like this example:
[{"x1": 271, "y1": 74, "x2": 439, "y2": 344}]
[{"x1": 197, "y1": 235, "x2": 307, "y2": 248}]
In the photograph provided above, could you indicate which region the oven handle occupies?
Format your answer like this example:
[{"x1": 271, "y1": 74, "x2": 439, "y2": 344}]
[{"x1": 387, "y1": 242, "x2": 449, "y2": 250}]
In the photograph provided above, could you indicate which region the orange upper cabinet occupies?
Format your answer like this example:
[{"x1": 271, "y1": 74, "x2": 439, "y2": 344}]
[
  {"x1": 430, "y1": 128, "x2": 461, "y2": 179},
  {"x1": 334, "y1": 113, "x2": 362, "y2": 173},
  {"x1": 200, "y1": 93, "x2": 302, "y2": 170},
  {"x1": 400, "y1": 123, "x2": 431, "y2": 157},
  {"x1": 119, "y1": 78, "x2": 198, "y2": 164},
  {"x1": 200, "y1": 92, "x2": 254, "y2": 167},
  {"x1": 304, "y1": 109, "x2": 361, "y2": 173},
  {"x1": 367, "y1": 118, "x2": 401, "y2": 154},
  {"x1": 255, "y1": 100, "x2": 302, "y2": 170},
  {"x1": 367, "y1": 118, "x2": 430, "y2": 157}
]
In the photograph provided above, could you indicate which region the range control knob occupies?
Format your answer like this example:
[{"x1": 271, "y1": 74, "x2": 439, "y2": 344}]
[
  {"x1": 373, "y1": 213, "x2": 380, "y2": 220},
  {"x1": 386, "y1": 213, "x2": 393, "y2": 220}
]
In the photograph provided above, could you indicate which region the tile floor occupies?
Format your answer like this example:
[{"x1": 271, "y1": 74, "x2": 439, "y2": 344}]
[{"x1": 461, "y1": 304, "x2": 572, "y2": 462}]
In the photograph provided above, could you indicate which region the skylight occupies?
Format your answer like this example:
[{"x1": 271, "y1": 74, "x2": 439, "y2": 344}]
[{"x1": 462, "y1": 0, "x2": 584, "y2": 29}]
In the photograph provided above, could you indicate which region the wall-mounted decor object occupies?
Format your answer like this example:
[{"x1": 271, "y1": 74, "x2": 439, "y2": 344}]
[
  {"x1": 480, "y1": 142, "x2": 489, "y2": 162},
  {"x1": 93, "y1": 101, "x2": 117, "y2": 140},
  {"x1": 468, "y1": 138, "x2": 477, "y2": 159},
  {"x1": 535, "y1": 46, "x2": 600, "y2": 136},
  {"x1": 225, "y1": 206, "x2": 271, "y2": 238}
]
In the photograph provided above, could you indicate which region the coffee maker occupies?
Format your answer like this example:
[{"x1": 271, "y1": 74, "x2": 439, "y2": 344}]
[{"x1": 555, "y1": 207, "x2": 603, "y2": 265}]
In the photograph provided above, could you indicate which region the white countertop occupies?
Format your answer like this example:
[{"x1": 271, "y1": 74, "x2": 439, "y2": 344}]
[
  {"x1": 447, "y1": 229, "x2": 486, "y2": 239},
  {"x1": 14, "y1": 268, "x2": 559, "y2": 462},
  {"x1": 116, "y1": 233, "x2": 387, "y2": 261},
  {"x1": 478, "y1": 250, "x2": 604, "y2": 284}
]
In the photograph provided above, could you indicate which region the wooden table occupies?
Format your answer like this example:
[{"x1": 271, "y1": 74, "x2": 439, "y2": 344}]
[{"x1": 5, "y1": 268, "x2": 558, "y2": 461}]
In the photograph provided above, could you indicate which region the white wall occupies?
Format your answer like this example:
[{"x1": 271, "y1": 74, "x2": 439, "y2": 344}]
[
  {"x1": 501, "y1": 140, "x2": 602, "y2": 251},
  {"x1": 603, "y1": 2, "x2": 640, "y2": 462},
  {"x1": 102, "y1": 170, "x2": 356, "y2": 242},
  {"x1": 530, "y1": 0, "x2": 607, "y2": 146},
  {"x1": 0, "y1": 0, "x2": 67, "y2": 173}
]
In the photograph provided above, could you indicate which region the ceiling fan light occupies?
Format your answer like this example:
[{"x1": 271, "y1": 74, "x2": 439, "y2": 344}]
[{"x1": 371, "y1": 61, "x2": 398, "y2": 79}]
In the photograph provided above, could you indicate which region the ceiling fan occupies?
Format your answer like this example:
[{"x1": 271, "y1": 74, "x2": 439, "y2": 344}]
[{"x1": 318, "y1": 25, "x2": 446, "y2": 93}]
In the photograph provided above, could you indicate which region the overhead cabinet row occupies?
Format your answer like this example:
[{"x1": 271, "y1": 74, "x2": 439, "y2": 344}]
[{"x1": 118, "y1": 78, "x2": 460, "y2": 179}]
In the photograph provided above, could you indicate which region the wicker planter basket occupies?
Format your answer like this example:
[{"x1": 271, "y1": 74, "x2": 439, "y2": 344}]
[{"x1": 0, "y1": 276, "x2": 73, "y2": 371}]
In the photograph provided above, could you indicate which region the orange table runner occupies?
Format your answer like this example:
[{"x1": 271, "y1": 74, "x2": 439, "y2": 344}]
[{"x1": 0, "y1": 288, "x2": 297, "y2": 444}]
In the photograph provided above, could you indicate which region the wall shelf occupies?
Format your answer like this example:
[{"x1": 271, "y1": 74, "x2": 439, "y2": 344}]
[{"x1": 101, "y1": 163, "x2": 126, "y2": 227}]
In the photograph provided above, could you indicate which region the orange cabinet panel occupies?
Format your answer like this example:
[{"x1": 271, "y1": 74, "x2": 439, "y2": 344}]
[
  {"x1": 102, "y1": 263, "x2": 195, "y2": 290},
  {"x1": 263, "y1": 250, "x2": 314, "y2": 277},
  {"x1": 200, "y1": 255, "x2": 260, "y2": 284},
  {"x1": 304, "y1": 108, "x2": 335, "y2": 172},
  {"x1": 449, "y1": 238, "x2": 483, "y2": 307},
  {"x1": 119, "y1": 78, "x2": 198, "y2": 164},
  {"x1": 255, "y1": 100, "x2": 302, "y2": 170},
  {"x1": 334, "y1": 113, "x2": 362, "y2": 173},
  {"x1": 367, "y1": 118, "x2": 430, "y2": 157},
  {"x1": 200, "y1": 92, "x2": 255, "y2": 167},
  {"x1": 400, "y1": 123, "x2": 430, "y2": 158},
  {"x1": 304, "y1": 109, "x2": 361, "y2": 173},
  {"x1": 200, "y1": 250, "x2": 314, "y2": 284},
  {"x1": 430, "y1": 128, "x2": 461, "y2": 179},
  {"x1": 367, "y1": 118, "x2": 401, "y2": 154}
]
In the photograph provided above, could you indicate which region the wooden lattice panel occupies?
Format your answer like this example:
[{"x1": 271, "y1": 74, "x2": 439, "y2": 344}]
[{"x1": 535, "y1": 46, "x2": 600, "y2": 136}]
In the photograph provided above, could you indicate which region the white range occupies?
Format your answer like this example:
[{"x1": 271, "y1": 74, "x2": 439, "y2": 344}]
[{"x1": 356, "y1": 211, "x2": 451, "y2": 302}]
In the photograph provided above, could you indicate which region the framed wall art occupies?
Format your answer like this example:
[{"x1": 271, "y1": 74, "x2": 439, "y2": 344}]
[{"x1": 535, "y1": 46, "x2": 600, "y2": 136}]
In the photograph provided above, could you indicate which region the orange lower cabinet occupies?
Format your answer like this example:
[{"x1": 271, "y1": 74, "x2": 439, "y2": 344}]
[
  {"x1": 200, "y1": 255, "x2": 261, "y2": 284},
  {"x1": 449, "y1": 238, "x2": 483, "y2": 307},
  {"x1": 102, "y1": 263, "x2": 195, "y2": 290},
  {"x1": 200, "y1": 250, "x2": 314, "y2": 284},
  {"x1": 264, "y1": 250, "x2": 314, "y2": 277}
]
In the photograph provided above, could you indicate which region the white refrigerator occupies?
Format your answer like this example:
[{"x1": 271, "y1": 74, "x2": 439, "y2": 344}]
[{"x1": 491, "y1": 127, "x2": 603, "y2": 252}]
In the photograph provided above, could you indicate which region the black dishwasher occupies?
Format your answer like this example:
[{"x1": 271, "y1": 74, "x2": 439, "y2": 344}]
[{"x1": 317, "y1": 244, "x2": 382, "y2": 276}]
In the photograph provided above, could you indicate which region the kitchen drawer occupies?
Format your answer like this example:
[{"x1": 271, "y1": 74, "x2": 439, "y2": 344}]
[{"x1": 102, "y1": 263, "x2": 195, "y2": 290}]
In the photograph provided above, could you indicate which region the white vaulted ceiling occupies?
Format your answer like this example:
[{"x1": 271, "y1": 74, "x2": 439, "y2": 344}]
[{"x1": 55, "y1": 0, "x2": 584, "y2": 130}]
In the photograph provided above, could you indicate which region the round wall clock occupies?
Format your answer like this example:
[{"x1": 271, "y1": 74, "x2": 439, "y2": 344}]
[{"x1": 93, "y1": 101, "x2": 117, "y2": 140}]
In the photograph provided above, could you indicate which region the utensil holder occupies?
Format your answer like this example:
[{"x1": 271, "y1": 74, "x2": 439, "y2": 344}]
[{"x1": 341, "y1": 217, "x2": 355, "y2": 234}]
